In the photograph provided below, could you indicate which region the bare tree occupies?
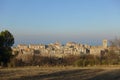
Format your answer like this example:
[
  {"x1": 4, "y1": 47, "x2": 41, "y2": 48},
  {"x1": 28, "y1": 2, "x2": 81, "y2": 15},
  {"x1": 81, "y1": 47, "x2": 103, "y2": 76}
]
[{"x1": 109, "y1": 37, "x2": 120, "y2": 49}]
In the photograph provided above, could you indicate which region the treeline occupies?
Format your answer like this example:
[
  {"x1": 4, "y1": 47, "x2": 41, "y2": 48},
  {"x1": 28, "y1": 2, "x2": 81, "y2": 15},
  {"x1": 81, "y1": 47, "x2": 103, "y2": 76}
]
[{"x1": 9, "y1": 50, "x2": 120, "y2": 67}]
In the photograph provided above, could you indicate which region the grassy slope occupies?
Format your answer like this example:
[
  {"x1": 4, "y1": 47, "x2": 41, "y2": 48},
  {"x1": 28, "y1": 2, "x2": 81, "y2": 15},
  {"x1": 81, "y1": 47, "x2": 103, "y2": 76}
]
[{"x1": 0, "y1": 66, "x2": 120, "y2": 80}]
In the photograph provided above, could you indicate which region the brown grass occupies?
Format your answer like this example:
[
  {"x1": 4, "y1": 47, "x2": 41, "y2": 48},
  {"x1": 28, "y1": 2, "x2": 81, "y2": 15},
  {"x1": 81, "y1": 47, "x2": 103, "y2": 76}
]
[{"x1": 1, "y1": 66, "x2": 120, "y2": 80}]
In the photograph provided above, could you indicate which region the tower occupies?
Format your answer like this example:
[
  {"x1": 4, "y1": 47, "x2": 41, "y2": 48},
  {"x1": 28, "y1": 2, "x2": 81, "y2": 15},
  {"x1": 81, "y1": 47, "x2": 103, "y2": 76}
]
[{"x1": 103, "y1": 39, "x2": 107, "y2": 48}]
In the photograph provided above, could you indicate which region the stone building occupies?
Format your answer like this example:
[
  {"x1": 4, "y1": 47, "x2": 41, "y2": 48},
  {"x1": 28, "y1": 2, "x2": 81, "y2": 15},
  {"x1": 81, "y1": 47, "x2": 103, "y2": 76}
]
[
  {"x1": 29, "y1": 44, "x2": 45, "y2": 50},
  {"x1": 89, "y1": 39, "x2": 108, "y2": 55},
  {"x1": 13, "y1": 39, "x2": 109, "y2": 58},
  {"x1": 17, "y1": 44, "x2": 28, "y2": 50},
  {"x1": 103, "y1": 39, "x2": 108, "y2": 49}
]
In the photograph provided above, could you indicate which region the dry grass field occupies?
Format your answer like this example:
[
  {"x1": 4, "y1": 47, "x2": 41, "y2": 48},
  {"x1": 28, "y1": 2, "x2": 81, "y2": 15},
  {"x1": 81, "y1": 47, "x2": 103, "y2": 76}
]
[{"x1": 1, "y1": 66, "x2": 120, "y2": 80}]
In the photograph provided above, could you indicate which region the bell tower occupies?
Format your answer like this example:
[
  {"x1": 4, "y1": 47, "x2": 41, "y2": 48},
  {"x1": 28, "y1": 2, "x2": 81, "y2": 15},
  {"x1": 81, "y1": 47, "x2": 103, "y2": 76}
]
[{"x1": 103, "y1": 39, "x2": 107, "y2": 48}]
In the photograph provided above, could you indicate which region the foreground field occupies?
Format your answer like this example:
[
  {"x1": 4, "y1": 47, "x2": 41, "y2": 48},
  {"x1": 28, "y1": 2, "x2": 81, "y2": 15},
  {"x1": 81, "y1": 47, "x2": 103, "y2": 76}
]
[{"x1": 1, "y1": 66, "x2": 120, "y2": 80}]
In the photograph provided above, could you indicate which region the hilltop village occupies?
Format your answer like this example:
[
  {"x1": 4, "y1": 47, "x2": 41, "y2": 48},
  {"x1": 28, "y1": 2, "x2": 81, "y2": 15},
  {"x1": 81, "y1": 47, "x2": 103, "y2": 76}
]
[{"x1": 12, "y1": 40, "x2": 109, "y2": 58}]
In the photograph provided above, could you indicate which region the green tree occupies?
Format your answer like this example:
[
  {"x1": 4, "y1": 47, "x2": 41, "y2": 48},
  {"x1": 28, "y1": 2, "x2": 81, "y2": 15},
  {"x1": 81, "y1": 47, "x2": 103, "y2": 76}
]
[
  {"x1": 0, "y1": 30, "x2": 14, "y2": 47},
  {"x1": 0, "y1": 30, "x2": 14, "y2": 67}
]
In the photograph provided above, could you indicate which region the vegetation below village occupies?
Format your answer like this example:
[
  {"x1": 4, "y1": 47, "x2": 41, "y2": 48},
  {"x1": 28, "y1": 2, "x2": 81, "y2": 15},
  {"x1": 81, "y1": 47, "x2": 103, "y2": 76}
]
[{"x1": 10, "y1": 50, "x2": 120, "y2": 67}]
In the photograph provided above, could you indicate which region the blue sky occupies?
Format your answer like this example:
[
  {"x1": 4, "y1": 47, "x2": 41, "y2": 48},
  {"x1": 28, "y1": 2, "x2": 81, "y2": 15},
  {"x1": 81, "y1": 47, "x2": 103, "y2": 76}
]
[{"x1": 0, "y1": 0, "x2": 120, "y2": 45}]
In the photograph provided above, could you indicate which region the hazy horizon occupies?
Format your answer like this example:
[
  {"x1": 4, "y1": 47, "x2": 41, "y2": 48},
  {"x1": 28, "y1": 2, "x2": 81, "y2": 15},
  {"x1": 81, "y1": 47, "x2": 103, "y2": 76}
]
[{"x1": 0, "y1": 0, "x2": 120, "y2": 45}]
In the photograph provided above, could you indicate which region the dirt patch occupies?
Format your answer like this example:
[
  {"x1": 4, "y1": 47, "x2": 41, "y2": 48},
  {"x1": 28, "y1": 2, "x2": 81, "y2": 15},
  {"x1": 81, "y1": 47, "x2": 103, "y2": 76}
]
[{"x1": 0, "y1": 67, "x2": 120, "y2": 80}]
